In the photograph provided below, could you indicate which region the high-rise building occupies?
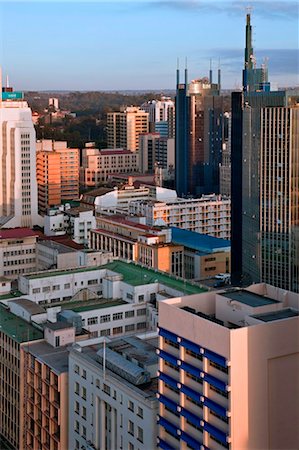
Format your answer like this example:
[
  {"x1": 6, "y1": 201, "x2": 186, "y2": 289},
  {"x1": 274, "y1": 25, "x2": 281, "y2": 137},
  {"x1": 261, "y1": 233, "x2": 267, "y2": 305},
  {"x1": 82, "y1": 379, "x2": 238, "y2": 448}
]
[
  {"x1": 219, "y1": 112, "x2": 231, "y2": 196},
  {"x1": 231, "y1": 14, "x2": 299, "y2": 292},
  {"x1": 36, "y1": 140, "x2": 79, "y2": 213},
  {"x1": 157, "y1": 283, "x2": 299, "y2": 449},
  {"x1": 107, "y1": 107, "x2": 149, "y2": 152},
  {"x1": 0, "y1": 83, "x2": 42, "y2": 228},
  {"x1": 175, "y1": 68, "x2": 224, "y2": 196},
  {"x1": 139, "y1": 133, "x2": 175, "y2": 174},
  {"x1": 141, "y1": 97, "x2": 175, "y2": 138}
]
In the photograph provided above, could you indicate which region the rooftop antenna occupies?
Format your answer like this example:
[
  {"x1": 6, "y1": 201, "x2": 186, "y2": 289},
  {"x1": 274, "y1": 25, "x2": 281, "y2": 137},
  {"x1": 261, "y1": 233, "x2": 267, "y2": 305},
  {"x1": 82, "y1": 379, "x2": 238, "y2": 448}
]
[
  {"x1": 209, "y1": 58, "x2": 213, "y2": 84},
  {"x1": 185, "y1": 57, "x2": 188, "y2": 86},
  {"x1": 6, "y1": 74, "x2": 9, "y2": 88},
  {"x1": 218, "y1": 58, "x2": 221, "y2": 93},
  {"x1": 176, "y1": 57, "x2": 180, "y2": 86}
]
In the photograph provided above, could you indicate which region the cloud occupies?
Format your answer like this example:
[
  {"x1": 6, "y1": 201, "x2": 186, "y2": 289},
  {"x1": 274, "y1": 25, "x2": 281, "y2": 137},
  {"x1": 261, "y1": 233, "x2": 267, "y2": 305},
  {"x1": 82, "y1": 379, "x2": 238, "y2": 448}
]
[{"x1": 144, "y1": 0, "x2": 298, "y2": 20}]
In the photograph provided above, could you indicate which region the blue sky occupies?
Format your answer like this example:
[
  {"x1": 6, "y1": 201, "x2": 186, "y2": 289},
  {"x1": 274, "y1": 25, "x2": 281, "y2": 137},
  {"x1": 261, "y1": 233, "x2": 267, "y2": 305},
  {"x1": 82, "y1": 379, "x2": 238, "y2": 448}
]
[{"x1": 0, "y1": 0, "x2": 298, "y2": 90}]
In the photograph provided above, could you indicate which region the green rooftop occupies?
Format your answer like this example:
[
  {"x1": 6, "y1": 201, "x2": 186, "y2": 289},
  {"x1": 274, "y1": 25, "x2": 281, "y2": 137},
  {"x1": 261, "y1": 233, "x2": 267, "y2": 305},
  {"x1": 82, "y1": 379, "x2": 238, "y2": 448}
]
[
  {"x1": 0, "y1": 306, "x2": 43, "y2": 343},
  {"x1": 0, "y1": 290, "x2": 23, "y2": 301},
  {"x1": 71, "y1": 299, "x2": 127, "y2": 313},
  {"x1": 103, "y1": 261, "x2": 207, "y2": 295}
]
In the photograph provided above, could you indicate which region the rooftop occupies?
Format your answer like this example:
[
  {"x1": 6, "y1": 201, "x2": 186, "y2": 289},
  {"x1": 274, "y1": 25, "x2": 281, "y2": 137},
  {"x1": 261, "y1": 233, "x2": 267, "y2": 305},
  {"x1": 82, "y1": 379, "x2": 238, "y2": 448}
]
[
  {"x1": 45, "y1": 322, "x2": 74, "y2": 331},
  {"x1": 0, "y1": 305, "x2": 43, "y2": 343},
  {"x1": 253, "y1": 308, "x2": 299, "y2": 322},
  {"x1": 104, "y1": 260, "x2": 206, "y2": 295},
  {"x1": 0, "y1": 228, "x2": 39, "y2": 240},
  {"x1": 222, "y1": 290, "x2": 280, "y2": 308},
  {"x1": 8, "y1": 299, "x2": 46, "y2": 315},
  {"x1": 23, "y1": 265, "x2": 101, "y2": 280},
  {"x1": 38, "y1": 240, "x2": 76, "y2": 254},
  {"x1": 171, "y1": 227, "x2": 230, "y2": 253},
  {"x1": 24, "y1": 341, "x2": 69, "y2": 374},
  {"x1": 71, "y1": 299, "x2": 127, "y2": 313}
]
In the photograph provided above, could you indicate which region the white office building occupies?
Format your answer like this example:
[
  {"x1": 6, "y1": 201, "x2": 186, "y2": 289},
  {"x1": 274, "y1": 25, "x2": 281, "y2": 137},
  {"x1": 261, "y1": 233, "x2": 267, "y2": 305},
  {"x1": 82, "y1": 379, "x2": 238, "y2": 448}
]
[{"x1": 0, "y1": 87, "x2": 42, "y2": 228}]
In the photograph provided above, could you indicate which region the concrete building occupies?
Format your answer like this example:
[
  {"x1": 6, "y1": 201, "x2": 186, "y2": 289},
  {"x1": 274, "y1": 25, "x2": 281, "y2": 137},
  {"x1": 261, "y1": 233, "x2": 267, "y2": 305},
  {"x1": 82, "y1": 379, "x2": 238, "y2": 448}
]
[
  {"x1": 158, "y1": 283, "x2": 299, "y2": 450},
  {"x1": 36, "y1": 140, "x2": 79, "y2": 213},
  {"x1": 139, "y1": 133, "x2": 175, "y2": 175},
  {"x1": 0, "y1": 88, "x2": 42, "y2": 228},
  {"x1": 90, "y1": 214, "x2": 184, "y2": 276},
  {"x1": 171, "y1": 227, "x2": 230, "y2": 280},
  {"x1": 129, "y1": 195, "x2": 231, "y2": 239},
  {"x1": 80, "y1": 146, "x2": 139, "y2": 188},
  {"x1": 69, "y1": 335, "x2": 158, "y2": 450},
  {"x1": 107, "y1": 106, "x2": 149, "y2": 152},
  {"x1": 219, "y1": 112, "x2": 231, "y2": 196},
  {"x1": 0, "y1": 228, "x2": 38, "y2": 279},
  {"x1": 20, "y1": 323, "x2": 74, "y2": 450},
  {"x1": 141, "y1": 97, "x2": 175, "y2": 137},
  {"x1": 0, "y1": 304, "x2": 43, "y2": 449}
]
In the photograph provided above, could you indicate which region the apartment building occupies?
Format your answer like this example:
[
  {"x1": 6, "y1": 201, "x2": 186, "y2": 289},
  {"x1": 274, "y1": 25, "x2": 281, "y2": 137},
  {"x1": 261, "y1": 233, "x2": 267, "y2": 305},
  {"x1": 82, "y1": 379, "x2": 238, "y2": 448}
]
[
  {"x1": 36, "y1": 140, "x2": 79, "y2": 213},
  {"x1": 0, "y1": 305, "x2": 43, "y2": 449},
  {"x1": 20, "y1": 323, "x2": 74, "y2": 450},
  {"x1": 139, "y1": 133, "x2": 175, "y2": 174},
  {"x1": 129, "y1": 195, "x2": 231, "y2": 239},
  {"x1": 141, "y1": 97, "x2": 175, "y2": 138},
  {"x1": 107, "y1": 107, "x2": 149, "y2": 152},
  {"x1": 0, "y1": 228, "x2": 38, "y2": 279},
  {"x1": 80, "y1": 147, "x2": 139, "y2": 188},
  {"x1": 90, "y1": 215, "x2": 184, "y2": 276},
  {"x1": 157, "y1": 283, "x2": 299, "y2": 449},
  {"x1": 69, "y1": 336, "x2": 158, "y2": 450}
]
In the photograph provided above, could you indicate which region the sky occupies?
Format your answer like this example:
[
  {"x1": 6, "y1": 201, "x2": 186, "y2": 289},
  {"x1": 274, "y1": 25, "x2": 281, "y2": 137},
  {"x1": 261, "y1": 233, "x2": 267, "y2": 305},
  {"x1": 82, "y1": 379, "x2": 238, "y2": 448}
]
[{"x1": 0, "y1": 0, "x2": 298, "y2": 91}]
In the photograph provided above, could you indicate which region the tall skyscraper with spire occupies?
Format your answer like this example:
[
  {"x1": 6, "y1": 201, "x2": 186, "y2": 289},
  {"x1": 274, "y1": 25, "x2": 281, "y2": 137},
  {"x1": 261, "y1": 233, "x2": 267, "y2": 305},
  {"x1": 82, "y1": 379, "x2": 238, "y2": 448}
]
[{"x1": 231, "y1": 14, "x2": 299, "y2": 292}]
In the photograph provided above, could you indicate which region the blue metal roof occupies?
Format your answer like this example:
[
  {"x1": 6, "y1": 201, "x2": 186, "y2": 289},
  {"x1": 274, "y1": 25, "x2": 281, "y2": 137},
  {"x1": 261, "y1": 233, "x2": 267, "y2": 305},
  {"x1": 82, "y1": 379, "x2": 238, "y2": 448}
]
[{"x1": 171, "y1": 227, "x2": 230, "y2": 253}]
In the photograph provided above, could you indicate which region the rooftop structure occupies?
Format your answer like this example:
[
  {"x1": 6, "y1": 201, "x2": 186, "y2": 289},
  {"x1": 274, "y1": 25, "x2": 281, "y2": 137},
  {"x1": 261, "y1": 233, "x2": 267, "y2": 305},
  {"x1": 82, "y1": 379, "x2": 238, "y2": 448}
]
[
  {"x1": 0, "y1": 304, "x2": 43, "y2": 343},
  {"x1": 171, "y1": 227, "x2": 230, "y2": 253}
]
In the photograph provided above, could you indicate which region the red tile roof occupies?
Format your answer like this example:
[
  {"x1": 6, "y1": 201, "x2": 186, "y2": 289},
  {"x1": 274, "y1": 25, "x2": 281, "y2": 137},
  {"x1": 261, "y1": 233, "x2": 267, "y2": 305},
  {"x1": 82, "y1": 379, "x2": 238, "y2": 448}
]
[{"x1": 0, "y1": 228, "x2": 39, "y2": 240}]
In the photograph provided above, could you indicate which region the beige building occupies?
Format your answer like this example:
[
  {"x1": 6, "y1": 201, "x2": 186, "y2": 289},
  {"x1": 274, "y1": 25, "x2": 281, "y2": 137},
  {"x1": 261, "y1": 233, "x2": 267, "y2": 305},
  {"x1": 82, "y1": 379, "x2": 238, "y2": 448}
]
[
  {"x1": 20, "y1": 323, "x2": 74, "y2": 450},
  {"x1": 80, "y1": 146, "x2": 139, "y2": 188},
  {"x1": 0, "y1": 228, "x2": 38, "y2": 279},
  {"x1": 0, "y1": 305, "x2": 43, "y2": 449},
  {"x1": 36, "y1": 140, "x2": 79, "y2": 212},
  {"x1": 158, "y1": 283, "x2": 299, "y2": 449},
  {"x1": 107, "y1": 106, "x2": 149, "y2": 152}
]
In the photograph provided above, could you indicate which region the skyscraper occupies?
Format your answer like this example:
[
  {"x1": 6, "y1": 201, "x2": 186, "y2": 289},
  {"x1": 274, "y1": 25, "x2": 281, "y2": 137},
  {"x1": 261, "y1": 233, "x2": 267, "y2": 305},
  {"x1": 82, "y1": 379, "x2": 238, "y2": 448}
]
[
  {"x1": 0, "y1": 75, "x2": 42, "y2": 228},
  {"x1": 175, "y1": 66, "x2": 223, "y2": 196},
  {"x1": 231, "y1": 15, "x2": 299, "y2": 292}
]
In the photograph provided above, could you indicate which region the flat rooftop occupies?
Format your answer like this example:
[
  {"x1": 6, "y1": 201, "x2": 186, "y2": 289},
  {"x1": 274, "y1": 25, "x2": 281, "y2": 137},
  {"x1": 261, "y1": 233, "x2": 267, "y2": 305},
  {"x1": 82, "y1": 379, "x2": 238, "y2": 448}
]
[
  {"x1": 38, "y1": 240, "x2": 76, "y2": 254},
  {"x1": 24, "y1": 265, "x2": 101, "y2": 280},
  {"x1": 24, "y1": 341, "x2": 69, "y2": 374},
  {"x1": 171, "y1": 227, "x2": 230, "y2": 253},
  {"x1": 253, "y1": 308, "x2": 299, "y2": 322},
  {"x1": 222, "y1": 290, "x2": 280, "y2": 308},
  {"x1": 71, "y1": 299, "x2": 127, "y2": 313},
  {"x1": 104, "y1": 261, "x2": 207, "y2": 295},
  {"x1": 0, "y1": 305, "x2": 43, "y2": 343}
]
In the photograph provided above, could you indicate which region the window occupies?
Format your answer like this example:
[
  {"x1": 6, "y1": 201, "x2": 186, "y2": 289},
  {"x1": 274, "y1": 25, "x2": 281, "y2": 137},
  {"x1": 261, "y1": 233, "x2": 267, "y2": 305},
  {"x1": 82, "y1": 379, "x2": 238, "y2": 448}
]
[
  {"x1": 138, "y1": 295, "x2": 144, "y2": 302},
  {"x1": 100, "y1": 314, "x2": 110, "y2": 323},
  {"x1": 75, "y1": 401, "x2": 80, "y2": 415},
  {"x1": 137, "y1": 407, "x2": 143, "y2": 419},
  {"x1": 113, "y1": 326, "x2": 122, "y2": 335},
  {"x1": 125, "y1": 324, "x2": 135, "y2": 332},
  {"x1": 100, "y1": 329, "x2": 110, "y2": 337},
  {"x1": 137, "y1": 322, "x2": 146, "y2": 330},
  {"x1": 125, "y1": 310, "x2": 134, "y2": 318},
  {"x1": 82, "y1": 425, "x2": 86, "y2": 439},
  {"x1": 74, "y1": 420, "x2": 79, "y2": 433},
  {"x1": 82, "y1": 386, "x2": 87, "y2": 400},
  {"x1": 137, "y1": 308, "x2": 146, "y2": 316},
  {"x1": 137, "y1": 427, "x2": 143, "y2": 443},
  {"x1": 126, "y1": 293, "x2": 133, "y2": 300},
  {"x1": 128, "y1": 400, "x2": 134, "y2": 412},
  {"x1": 74, "y1": 364, "x2": 79, "y2": 374},
  {"x1": 55, "y1": 336, "x2": 60, "y2": 347},
  {"x1": 32, "y1": 288, "x2": 40, "y2": 294},
  {"x1": 75, "y1": 382, "x2": 80, "y2": 395},
  {"x1": 53, "y1": 285, "x2": 60, "y2": 291},
  {"x1": 87, "y1": 317, "x2": 98, "y2": 325},
  {"x1": 128, "y1": 443, "x2": 134, "y2": 450},
  {"x1": 82, "y1": 369, "x2": 87, "y2": 379},
  {"x1": 82, "y1": 406, "x2": 87, "y2": 420},
  {"x1": 113, "y1": 312, "x2": 123, "y2": 321},
  {"x1": 42, "y1": 286, "x2": 50, "y2": 292},
  {"x1": 128, "y1": 420, "x2": 134, "y2": 436},
  {"x1": 88, "y1": 279, "x2": 98, "y2": 285},
  {"x1": 103, "y1": 384, "x2": 110, "y2": 395},
  {"x1": 64, "y1": 283, "x2": 70, "y2": 289}
]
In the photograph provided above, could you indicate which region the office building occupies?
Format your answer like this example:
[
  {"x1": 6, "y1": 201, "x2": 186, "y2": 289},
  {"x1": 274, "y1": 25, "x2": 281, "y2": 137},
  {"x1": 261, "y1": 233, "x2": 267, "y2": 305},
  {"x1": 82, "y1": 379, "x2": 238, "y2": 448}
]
[
  {"x1": 175, "y1": 66, "x2": 224, "y2": 196},
  {"x1": 129, "y1": 195, "x2": 231, "y2": 239},
  {"x1": 157, "y1": 283, "x2": 299, "y2": 449},
  {"x1": 139, "y1": 133, "x2": 175, "y2": 175},
  {"x1": 0, "y1": 86, "x2": 41, "y2": 228},
  {"x1": 0, "y1": 305, "x2": 43, "y2": 449},
  {"x1": 231, "y1": 14, "x2": 299, "y2": 292},
  {"x1": 219, "y1": 113, "x2": 231, "y2": 196},
  {"x1": 80, "y1": 146, "x2": 139, "y2": 188},
  {"x1": 141, "y1": 97, "x2": 175, "y2": 138},
  {"x1": 20, "y1": 323, "x2": 73, "y2": 450},
  {"x1": 0, "y1": 228, "x2": 38, "y2": 279},
  {"x1": 69, "y1": 336, "x2": 158, "y2": 450},
  {"x1": 36, "y1": 140, "x2": 79, "y2": 213},
  {"x1": 107, "y1": 107, "x2": 149, "y2": 152}
]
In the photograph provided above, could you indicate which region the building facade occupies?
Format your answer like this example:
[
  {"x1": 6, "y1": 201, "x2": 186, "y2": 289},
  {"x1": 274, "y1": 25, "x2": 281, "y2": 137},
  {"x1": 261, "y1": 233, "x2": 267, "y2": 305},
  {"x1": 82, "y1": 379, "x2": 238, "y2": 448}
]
[
  {"x1": 158, "y1": 283, "x2": 299, "y2": 449},
  {"x1": 107, "y1": 107, "x2": 149, "y2": 152},
  {"x1": 141, "y1": 97, "x2": 175, "y2": 138},
  {"x1": 0, "y1": 89, "x2": 41, "y2": 228}
]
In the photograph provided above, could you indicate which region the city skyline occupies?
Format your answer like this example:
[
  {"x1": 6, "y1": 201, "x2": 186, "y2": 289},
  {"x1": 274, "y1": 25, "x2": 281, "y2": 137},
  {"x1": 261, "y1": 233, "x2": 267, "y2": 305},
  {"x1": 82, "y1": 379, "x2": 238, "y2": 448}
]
[{"x1": 0, "y1": 0, "x2": 298, "y2": 91}]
